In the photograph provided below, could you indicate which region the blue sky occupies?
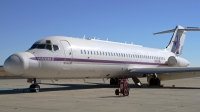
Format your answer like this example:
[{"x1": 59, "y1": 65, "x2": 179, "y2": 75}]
[{"x1": 0, "y1": 0, "x2": 200, "y2": 66}]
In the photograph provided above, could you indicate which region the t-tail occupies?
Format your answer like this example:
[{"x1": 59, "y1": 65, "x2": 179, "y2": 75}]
[{"x1": 154, "y1": 25, "x2": 200, "y2": 56}]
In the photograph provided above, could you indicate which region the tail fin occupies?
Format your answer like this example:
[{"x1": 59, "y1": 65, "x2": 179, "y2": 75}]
[{"x1": 154, "y1": 25, "x2": 200, "y2": 56}]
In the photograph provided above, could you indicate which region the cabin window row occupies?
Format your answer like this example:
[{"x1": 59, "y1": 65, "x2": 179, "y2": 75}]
[{"x1": 80, "y1": 50, "x2": 165, "y2": 60}]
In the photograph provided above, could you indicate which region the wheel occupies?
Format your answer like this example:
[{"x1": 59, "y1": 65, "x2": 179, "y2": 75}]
[
  {"x1": 29, "y1": 84, "x2": 40, "y2": 92},
  {"x1": 155, "y1": 78, "x2": 161, "y2": 86},
  {"x1": 110, "y1": 78, "x2": 119, "y2": 85},
  {"x1": 110, "y1": 78, "x2": 115, "y2": 85},
  {"x1": 126, "y1": 82, "x2": 130, "y2": 91},
  {"x1": 115, "y1": 89, "x2": 119, "y2": 95},
  {"x1": 149, "y1": 78, "x2": 155, "y2": 86},
  {"x1": 123, "y1": 89, "x2": 129, "y2": 96}
]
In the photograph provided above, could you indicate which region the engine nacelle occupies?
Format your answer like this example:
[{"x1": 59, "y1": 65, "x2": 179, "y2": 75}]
[{"x1": 167, "y1": 56, "x2": 189, "y2": 67}]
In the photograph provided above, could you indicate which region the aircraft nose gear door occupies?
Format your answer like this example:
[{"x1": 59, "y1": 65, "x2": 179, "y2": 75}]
[{"x1": 60, "y1": 40, "x2": 73, "y2": 64}]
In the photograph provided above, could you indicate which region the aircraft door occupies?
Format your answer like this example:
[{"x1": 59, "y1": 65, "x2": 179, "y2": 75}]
[{"x1": 60, "y1": 40, "x2": 73, "y2": 64}]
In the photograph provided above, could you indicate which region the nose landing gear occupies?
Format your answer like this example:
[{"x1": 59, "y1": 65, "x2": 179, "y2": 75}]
[
  {"x1": 115, "y1": 78, "x2": 130, "y2": 96},
  {"x1": 29, "y1": 78, "x2": 40, "y2": 92}
]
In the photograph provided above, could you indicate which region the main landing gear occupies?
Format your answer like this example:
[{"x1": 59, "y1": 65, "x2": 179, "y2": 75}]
[
  {"x1": 29, "y1": 78, "x2": 40, "y2": 92},
  {"x1": 148, "y1": 74, "x2": 161, "y2": 86},
  {"x1": 115, "y1": 78, "x2": 130, "y2": 96},
  {"x1": 149, "y1": 78, "x2": 161, "y2": 86}
]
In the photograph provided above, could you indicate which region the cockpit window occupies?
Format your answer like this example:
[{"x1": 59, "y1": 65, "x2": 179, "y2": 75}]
[
  {"x1": 46, "y1": 44, "x2": 52, "y2": 50},
  {"x1": 29, "y1": 43, "x2": 59, "y2": 51},
  {"x1": 53, "y1": 45, "x2": 59, "y2": 51},
  {"x1": 30, "y1": 44, "x2": 38, "y2": 49},
  {"x1": 37, "y1": 44, "x2": 46, "y2": 49}
]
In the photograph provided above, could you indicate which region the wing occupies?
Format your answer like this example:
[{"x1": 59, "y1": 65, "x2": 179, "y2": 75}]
[
  {"x1": 129, "y1": 67, "x2": 200, "y2": 74},
  {"x1": 129, "y1": 67, "x2": 200, "y2": 81},
  {"x1": 0, "y1": 66, "x2": 10, "y2": 76}
]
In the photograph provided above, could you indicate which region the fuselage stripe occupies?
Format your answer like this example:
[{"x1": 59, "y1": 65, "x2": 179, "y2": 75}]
[{"x1": 30, "y1": 57, "x2": 167, "y2": 66}]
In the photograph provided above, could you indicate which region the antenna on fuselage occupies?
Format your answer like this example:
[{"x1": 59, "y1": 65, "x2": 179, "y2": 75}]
[
  {"x1": 106, "y1": 38, "x2": 108, "y2": 41},
  {"x1": 83, "y1": 35, "x2": 85, "y2": 39}
]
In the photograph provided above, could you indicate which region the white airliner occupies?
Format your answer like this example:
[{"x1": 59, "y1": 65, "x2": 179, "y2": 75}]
[{"x1": 2, "y1": 25, "x2": 200, "y2": 92}]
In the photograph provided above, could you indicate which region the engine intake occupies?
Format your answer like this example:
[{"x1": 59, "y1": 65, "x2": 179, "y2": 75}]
[{"x1": 167, "y1": 56, "x2": 189, "y2": 67}]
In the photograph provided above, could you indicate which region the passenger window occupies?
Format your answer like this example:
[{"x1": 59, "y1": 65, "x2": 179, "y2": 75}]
[
  {"x1": 97, "y1": 51, "x2": 99, "y2": 55},
  {"x1": 94, "y1": 51, "x2": 95, "y2": 55},
  {"x1": 81, "y1": 50, "x2": 83, "y2": 54},
  {"x1": 46, "y1": 44, "x2": 52, "y2": 50},
  {"x1": 91, "y1": 51, "x2": 92, "y2": 55},
  {"x1": 84, "y1": 50, "x2": 86, "y2": 54}
]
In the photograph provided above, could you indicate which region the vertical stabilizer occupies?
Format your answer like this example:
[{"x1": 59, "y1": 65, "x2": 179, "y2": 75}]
[
  {"x1": 154, "y1": 25, "x2": 200, "y2": 56},
  {"x1": 166, "y1": 26, "x2": 185, "y2": 56}
]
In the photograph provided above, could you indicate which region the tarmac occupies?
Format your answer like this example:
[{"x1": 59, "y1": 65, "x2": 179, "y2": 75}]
[{"x1": 0, "y1": 77, "x2": 200, "y2": 112}]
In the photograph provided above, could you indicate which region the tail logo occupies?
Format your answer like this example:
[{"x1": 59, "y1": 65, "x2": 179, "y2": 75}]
[{"x1": 172, "y1": 34, "x2": 181, "y2": 54}]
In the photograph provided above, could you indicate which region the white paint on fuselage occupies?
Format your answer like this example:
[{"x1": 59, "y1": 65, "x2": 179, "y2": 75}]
[{"x1": 23, "y1": 36, "x2": 184, "y2": 79}]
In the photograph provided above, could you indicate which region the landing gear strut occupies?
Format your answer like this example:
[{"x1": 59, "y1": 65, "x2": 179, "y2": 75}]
[
  {"x1": 115, "y1": 78, "x2": 130, "y2": 96},
  {"x1": 29, "y1": 78, "x2": 40, "y2": 92}
]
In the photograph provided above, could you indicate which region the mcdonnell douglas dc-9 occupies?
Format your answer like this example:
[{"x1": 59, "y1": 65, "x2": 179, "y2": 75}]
[{"x1": 2, "y1": 25, "x2": 200, "y2": 93}]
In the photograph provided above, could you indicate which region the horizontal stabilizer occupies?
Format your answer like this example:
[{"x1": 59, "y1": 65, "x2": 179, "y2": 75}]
[
  {"x1": 154, "y1": 29, "x2": 175, "y2": 35},
  {"x1": 154, "y1": 27, "x2": 200, "y2": 35}
]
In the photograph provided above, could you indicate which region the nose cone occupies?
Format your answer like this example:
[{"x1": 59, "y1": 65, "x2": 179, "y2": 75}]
[
  {"x1": 4, "y1": 55, "x2": 22, "y2": 75},
  {"x1": 4, "y1": 53, "x2": 29, "y2": 76}
]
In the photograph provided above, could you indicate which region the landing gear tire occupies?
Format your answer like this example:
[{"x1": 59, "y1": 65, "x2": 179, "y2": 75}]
[
  {"x1": 155, "y1": 78, "x2": 161, "y2": 86},
  {"x1": 115, "y1": 89, "x2": 119, "y2": 95},
  {"x1": 149, "y1": 78, "x2": 161, "y2": 86},
  {"x1": 29, "y1": 84, "x2": 40, "y2": 92},
  {"x1": 150, "y1": 78, "x2": 155, "y2": 86},
  {"x1": 110, "y1": 78, "x2": 119, "y2": 85},
  {"x1": 123, "y1": 89, "x2": 129, "y2": 96}
]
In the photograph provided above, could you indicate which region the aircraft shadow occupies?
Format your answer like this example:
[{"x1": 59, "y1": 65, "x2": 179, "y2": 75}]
[{"x1": 0, "y1": 83, "x2": 200, "y2": 95}]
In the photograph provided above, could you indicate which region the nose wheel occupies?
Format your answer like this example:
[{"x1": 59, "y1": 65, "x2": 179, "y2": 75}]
[{"x1": 29, "y1": 78, "x2": 40, "y2": 92}]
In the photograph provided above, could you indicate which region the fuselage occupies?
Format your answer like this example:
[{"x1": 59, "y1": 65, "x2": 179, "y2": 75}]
[{"x1": 4, "y1": 36, "x2": 189, "y2": 79}]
